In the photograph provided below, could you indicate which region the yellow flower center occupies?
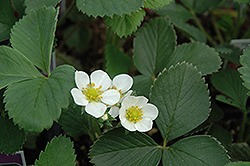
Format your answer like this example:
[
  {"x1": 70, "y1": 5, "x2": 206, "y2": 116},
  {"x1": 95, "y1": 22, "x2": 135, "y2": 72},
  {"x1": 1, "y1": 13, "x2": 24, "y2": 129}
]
[
  {"x1": 126, "y1": 106, "x2": 143, "y2": 123},
  {"x1": 82, "y1": 83, "x2": 103, "y2": 102}
]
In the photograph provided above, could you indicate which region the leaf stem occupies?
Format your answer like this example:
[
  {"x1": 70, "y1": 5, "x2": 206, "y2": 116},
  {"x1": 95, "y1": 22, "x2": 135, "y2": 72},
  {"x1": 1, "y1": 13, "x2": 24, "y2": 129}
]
[
  {"x1": 163, "y1": 137, "x2": 168, "y2": 148},
  {"x1": 211, "y1": 15, "x2": 224, "y2": 44},
  {"x1": 190, "y1": 10, "x2": 216, "y2": 46},
  {"x1": 58, "y1": 0, "x2": 76, "y2": 26},
  {"x1": 239, "y1": 109, "x2": 248, "y2": 142}
]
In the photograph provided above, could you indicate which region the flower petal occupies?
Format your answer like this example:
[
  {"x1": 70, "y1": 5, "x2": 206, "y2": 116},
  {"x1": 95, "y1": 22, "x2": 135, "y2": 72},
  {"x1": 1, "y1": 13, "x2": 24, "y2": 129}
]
[
  {"x1": 121, "y1": 96, "x2": 138, "y2": 108},
  {"x1": 71, "y1": 88, "x2": 88, "y2": 106},
  {"x1": 142, "y1": 103, "x2": 158, "y2": 120},
  {"x1": 108, "y1": 106, "x2": 119, "y2": 118},
  {"x1": 75, "y1": 71, "x2": 89, "y2": 89},
  {"x1": 135, "y1": 118, "x2": 153, "y2": 132},
  {"x1": 135, "y1": 96, "x2": 148, "y2": 108},
  {"x1": 121, "y1": 119, "x2": 136, "y2": 131},
  {"x1": 113, "y1": 74, "x2": 133, "y2": 93},
  {"x1": 101, "y1": 89, "x2": 120, "y2": 105},
  {"x1": 90, "y1": 70, "x2": 111, "y2": 91},
  {"x1": 85, "y1": 102, "x2": 107, "y2": 118}
]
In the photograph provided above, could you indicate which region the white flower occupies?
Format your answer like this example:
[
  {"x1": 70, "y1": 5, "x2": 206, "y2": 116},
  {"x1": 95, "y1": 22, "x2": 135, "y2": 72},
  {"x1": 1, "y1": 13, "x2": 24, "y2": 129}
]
[
  {"x1": 71, "y1": 70, "x2": 120, "y2": 118},
  {"x1": 119, "y1": 96, "x2": 158, "y2": 132},
  {"x1": 108, "y1": 74, "x2": 133, "y2": 118}
]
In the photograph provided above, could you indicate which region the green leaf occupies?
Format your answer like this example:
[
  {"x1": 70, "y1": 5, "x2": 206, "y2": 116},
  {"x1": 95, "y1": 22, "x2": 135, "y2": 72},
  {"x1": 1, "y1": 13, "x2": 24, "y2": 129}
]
[
  {"x1": 35, "y1": 135, "x2": 76, "y2": 166},
  {"x1": 150, "y1": 63, "x2": 210, "y2": 141},
  {"x1": 105, "y1": 9, "x2": 145, "y2": 37},
  {"x1": 0, "y1": 0, "x2": 17, "y2": 41},
  {"x1": 10, "y1": 6, "x2": 59, "y2": 74},
  {"x1": 90, "y1": 128, "x2": 161, "y2": 166},
  {"x1": 11, "y1": 0, "x2": 25, "y2": 18},
  {"x1": 58, "y1": 99, "x2": 90, "y2": 137},
  {"x1": 105, "y1": 44, "x2": 132, "y2": 78},
  {"x1": 133, "y1": 17, "x2": 176, "y2": 76},
  {"x1": 239, "y1": 46, "x2": 250, "y2": 93},
  {"x1": 25, "y1": 0, "x2": 61, "y2": 13},
  {"x1": 181, "y1": 0, "x2": 222, "y2": 13},
  {"x1": 170, "y1": 19, "x2": 206, "y2": 43},
  {"x1": 0, "y1": 116, "x2": 26, "y2": 154},
  {"x1": 211, "y1": 69, "x2": 248, "y2": 109},
  {"x1": 132, "y1": 75, "x2": 154, "y2": 97},
  {"x1": 163, "y1": 135, "x2": 229, "y2": 165},
  {"x1": 207, "y1": 124, "x2": 232, "y2": 146},
  {"x1": 156, "y1": 2, "x2": 194, "y2": 21},
  {"x1": 5, "y1": 65, "x2": 75, "y2": 132},
  {"x1": 166, "y1": 42, "x2": 221, "y2": 75},
  {"x1": 76, "y1": 0, "x2": 144, "y2": 17},
  {"x1": 226, "y1": 162, "x2": 250, "y2": 166},
  {"x1": 218, "y1": 45, "x2": 241, "y2": 65},
  {"x1": 0, "y1": 46, "x2": 43, "y2": 90},
  {"x1": 227, "y1": 143, "x2": 250, "y2": 162},
  {"x1": 144, "y1": 0, "x2": 174, "y2": 10}
]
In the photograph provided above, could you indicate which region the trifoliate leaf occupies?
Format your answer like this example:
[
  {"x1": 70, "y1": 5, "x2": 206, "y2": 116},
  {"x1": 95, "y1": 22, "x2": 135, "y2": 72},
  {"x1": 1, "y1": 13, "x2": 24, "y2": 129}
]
[
  {"x1": 144, "y1": 0, "x2": 174, "y2": 10},
  {"x1": 76, "y1": 0, "x2": 145, "y2": 17},
  {"x1": 0, "y1": 0, "x2": 17, "y2": 41},
  {"x1": 35, "y1": 135, "x2": 76, "y2": 166},
  {"x1": 211, "y1": 69, "x2": 248, "y2": 109},
  {"x1": 163, "y1": 135, "x2": 229, "y2": 165},
  {"x1": 5, "y1": 65, "x2": 75, "y2": 132},
  {"x1": 11, "y1": 6, "x2": 59, "y2": 74},
  {"x1": 25, "y1": 0, "x2": 61, "y2": 13},
  {"x1": 166, "y1": 42, "x2": 221, "y2": 75},
  {"x1": 105, "y1": 9, "x2": 145, "y2": 37},
  {"x1": 90, "y1": 128, "x2": 161, "y2": 166},
  {"x1": 133, "y1": 17, "x2": 176, "y2": 76},
  {"x1": 150, "y1": 63, "x2": 210, "y2": 141},
  {"x1": 105, "y1": 44, "x2": 132, "y2": 78},
  {"x1": 0, "y1": 116, "x2": 26, "y2": 154}
]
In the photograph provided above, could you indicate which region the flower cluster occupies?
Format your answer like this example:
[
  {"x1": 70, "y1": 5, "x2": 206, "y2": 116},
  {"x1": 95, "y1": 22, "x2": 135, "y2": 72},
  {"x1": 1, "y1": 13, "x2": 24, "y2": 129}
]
[{"x1": 71, "y1": 70, "x2": 158, "y2": 132}]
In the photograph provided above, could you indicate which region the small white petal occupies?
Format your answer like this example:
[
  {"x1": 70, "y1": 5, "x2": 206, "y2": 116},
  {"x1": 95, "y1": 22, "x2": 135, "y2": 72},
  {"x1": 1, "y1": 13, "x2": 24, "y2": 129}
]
[
  {"x1": 135, "y1": 96, "x2": 148, "y2": 108},
  {"x1": 90, "y1": 70, "x2": 111, "y2": 90},
  {"x1": 135, "y1": 118, "x2": 153, "y2": 132},
  {"x1": 85, "y1": 102, "x2": 107, "y2": 118},
  {"x1": 101, "y1": 89, "x2": 120, "y2": 105},
  {"x1": 75, "y1": 71, "x2": 89, "y2": 89},
  {"x1": 108, "y1": 106, "x2": 119, "y2": 118},
  {"x1": 142, "y1": 103, "x2": 158, "y2": 120},
  {"x1": 71, "y1": 88, "x2": 88, "y2": 106},
  {"x1": 121, "y1": 119, "x2": 136, "y2": 131},
  {"x1": 113, "y1": 74, "x2": 133, "y2": 93},
  {"x1": 121, "y1": 96, "x2": 138, "y2": 108},
  {"x1": 119, "y1": 107, "x2": 127, "y2": 120}
]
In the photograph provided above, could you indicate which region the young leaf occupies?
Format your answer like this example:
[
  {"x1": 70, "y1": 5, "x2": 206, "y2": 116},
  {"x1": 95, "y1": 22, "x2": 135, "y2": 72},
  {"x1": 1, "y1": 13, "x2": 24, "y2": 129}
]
[
  {"x1": 104, "y1": 9, "x2": 145, "y2": 37},
  {"x1": 163, "y1": 135, "x2": 229, "y2": 165},
  {"x1": 0, "y1": 46, "x2": 43, "y2": 90},
  {"x1": 25, "y1": 0, "x2": 61, "y2": 13},
  {"x1": 150, "y1": 63, "x2": 210, "y2": 141},
  {"x1": 5, "y1": 65, "x2": 75, "y2": 132},
  {"x1": 166, "y1": 42, "x2": 221, "y2": 75},
  {"x1": 211, "y1": 69, "x2": 248, "y2": 109},
  {"x1": 144, "y1": 0, "x2": 174, "y2": 10},
  {"x1": 0, "y1": 116, "x2": 26, "y2": 154},
  {"x1": 239, "y1": 46, "x2": 250, "y2": 94},
  {"x1": 35, "y1": 135, "x2": 76, "y2": 166},
  {"x1": 0, "y1": 0, "x2": 17, "y2": 41},
  {"x1": 90, "y1": 127, "x2": 161, "y2": 166},
  {"x1": 76, "y1": 0, "x2": 144, "y2": 17},
  {"x1": 10, "y1": 6, "x2": 59, "y2": 74},
  {"x1": 105, "y1": 44, "x2": 132, "y2": 78},
  {"x1": 133, "y1": 17, "x2": 176, "y2": 76},
  {"x1": 58, "y1": 99, "x2": 90, "y2": 137}
]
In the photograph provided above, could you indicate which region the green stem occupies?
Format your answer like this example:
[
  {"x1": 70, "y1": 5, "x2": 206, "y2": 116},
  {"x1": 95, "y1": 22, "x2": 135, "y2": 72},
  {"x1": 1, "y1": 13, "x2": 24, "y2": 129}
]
[
  {"x1": 239, "y1": 109, "x2": 248, "y2": 142},
  {"x1": 163, "y1": 137, "x2": 168, "y2": 148},
  {"x1": 232, "y1": 3, "x2": 242, "y2": 39},
  {"x1": 55, "y1": 52, "x2": 75, "y2": 66},
  {"x1": 211, "y1": 15, "x2": 224, "y2": 44},
  {"x1": 89, "y1": 116, "x2": 97, "y2": 141},
  {"x1": 58, "y1": 0, "x2": 76, "y2": 26},
  {"x1": 190, "y1": 10, "x2": 216, "y2": 46},
  {"x1": 93, "y1": 120, "x2": 102, "y2": 137}
]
